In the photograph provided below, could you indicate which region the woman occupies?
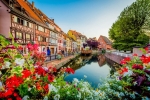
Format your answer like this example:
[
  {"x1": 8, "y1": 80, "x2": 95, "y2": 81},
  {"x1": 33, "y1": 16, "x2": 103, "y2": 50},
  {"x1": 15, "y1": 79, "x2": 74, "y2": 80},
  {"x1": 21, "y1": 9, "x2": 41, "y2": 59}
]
[{"x1": 47, "y1": 47, "x2": 51, "y2": 56}]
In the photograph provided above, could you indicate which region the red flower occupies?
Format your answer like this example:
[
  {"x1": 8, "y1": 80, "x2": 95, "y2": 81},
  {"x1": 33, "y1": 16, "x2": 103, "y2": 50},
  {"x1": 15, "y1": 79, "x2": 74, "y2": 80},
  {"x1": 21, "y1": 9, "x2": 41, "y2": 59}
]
[
  {"x1": 7, "y1": 98, "x2": 12, "y2": 100},
  {"x1": 16, "y1": 96, "x2": 22, "y2": 100},
  {"x1": 65, "y1": 68, "x2": 75, "y2": 74},
  {"x1": 22, "y1": 69, "x2": 31, "y2": 79},
  {"x1": 5, "y1": 75, "x2": 23, "y2": 92},
  {"x1": 53, "y1": 67, "x2": 57, "y2": 72},
  {"x1": 43, "y1": 84, "x2": 49, "y2": 93},
  {"x1": 118, "y1": 67, "x2": 128, "y2": 75},
  {"x1": 13, "y1": 92, "x2": 18, "y2": 97},
  {"x1": 133, "y1": 54, "x2": 138, "y2": 56},
  {"x1": 36, "y1": 82, "x2": 42, "y2": 90},
  {"x1": 26, "y1": 43, "x2": 33, "y2": 51},
  {"x1": 120, "y1": 57, "x2": 131, "y2": 64},
  {"x1": 4, "y1": 88, "x2": 14, "y2": 97},
  {"x1": 140, "y1": 55, "x2": 150, "y2": 64},
  {"x1": 48, "y1": 74, "x2": 55, "y2": 82},
  {"x1": 18, "y1": 46, "x2": 23, "y2": 51},
  {"x1": 132, "y1": 64, "x2": 143, "y2": 70},
  {"x1": 34, "y1": 66, "x2": 46, "y2": 76}
]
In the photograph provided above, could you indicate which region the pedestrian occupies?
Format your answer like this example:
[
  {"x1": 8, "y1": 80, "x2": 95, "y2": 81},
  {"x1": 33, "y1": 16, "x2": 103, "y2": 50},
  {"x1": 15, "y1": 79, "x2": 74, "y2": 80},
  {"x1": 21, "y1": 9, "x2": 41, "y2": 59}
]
[{"x1": 47, "y1": 47, "x2": 51, "y2": 56}]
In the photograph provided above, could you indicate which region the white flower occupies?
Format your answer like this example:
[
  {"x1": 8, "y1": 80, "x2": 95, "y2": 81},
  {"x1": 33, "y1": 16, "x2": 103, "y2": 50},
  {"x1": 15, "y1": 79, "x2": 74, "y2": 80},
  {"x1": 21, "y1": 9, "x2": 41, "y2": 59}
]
[
  {"x1": 35, "y1": 73, "x2": 40, "y2": 78},
  {"x1": 73, "y1": 78, "x2": 79, "y2": 83},
  {"x1": 84, "y1": 75, "x2": 87, "y2": 78},
  {"x1": 77, "y1": 92, "x2": 81, "y2": 99},
  {"x1": 22, "y1": 95, "x2": 29, "y2": 100},
  {"x1": 119, "y1": 92, "x2": 125, "y2": 97},
  {"x1": 54, "y1": 94, "x2": 60, "y2": 100},
  {"x1": 43, "y1": 96, "x2": 48, "y2": 100},
  {"x1": 133, "y1": 81, "x2": 137, "y2": 86},
  {"x1": 43, "y1": 67, "x2": 48, "y2": 71},
  {"x1": 48, "y1": 84, "x2": 58, "y2": 93},
  {"x1": 147, "y1": 87, "x2": 150, "y2": 91},
  {"x1": 2, "y1": 61, "x2": 11, "y2": 69},
  {"x1": 15, "y1": 58, "x2": 25, "y2": 67},
  {"x1": 142, "y1": 96, "x2": 150, "y2": 100},
  {"x1": 123, "y1": 70, "x2": 133, "y2": 77},
  {"x1": 130, "y1": 92, "x2": 135, "y2": 99},
  {"x1": 28, "y1": 87, "x2": 31, "y2": 91}
]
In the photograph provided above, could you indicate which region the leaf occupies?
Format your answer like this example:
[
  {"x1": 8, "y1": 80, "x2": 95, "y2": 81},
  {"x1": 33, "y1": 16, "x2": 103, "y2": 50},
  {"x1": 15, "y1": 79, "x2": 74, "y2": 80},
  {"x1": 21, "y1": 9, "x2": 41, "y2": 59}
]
[
  {"x1": 14, "y1": 43, "x2": 19, "y2": 47},
  {"x1": 15, "y1": 54, "x2": 22, "y2": 58},
  {"x1": 11, "y1": 66, "x2": 23, "y2": 75},
  {"x1": 4, "y1": 58, "x2": 10, "y2": 62},
  {"x1": 17, "y1": 84, "x2": 29, "y2": 97}
]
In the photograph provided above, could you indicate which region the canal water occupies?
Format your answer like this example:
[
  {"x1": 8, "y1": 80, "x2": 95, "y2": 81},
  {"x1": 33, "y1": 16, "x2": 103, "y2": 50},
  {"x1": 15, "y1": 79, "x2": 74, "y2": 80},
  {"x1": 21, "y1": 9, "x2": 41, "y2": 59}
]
[{"x1": 64, "y1": 55, "x2": 116, "y2": 87}]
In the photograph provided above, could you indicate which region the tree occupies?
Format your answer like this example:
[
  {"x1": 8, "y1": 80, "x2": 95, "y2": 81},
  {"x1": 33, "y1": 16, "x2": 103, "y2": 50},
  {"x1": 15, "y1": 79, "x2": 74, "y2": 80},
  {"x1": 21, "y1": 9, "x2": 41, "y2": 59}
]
[
  {"x1": 86, "y1": 40, "x2": 99, "y2": 49},
  {"x1": 109, "y1": 0, "x2": 150, "y2": 51}
]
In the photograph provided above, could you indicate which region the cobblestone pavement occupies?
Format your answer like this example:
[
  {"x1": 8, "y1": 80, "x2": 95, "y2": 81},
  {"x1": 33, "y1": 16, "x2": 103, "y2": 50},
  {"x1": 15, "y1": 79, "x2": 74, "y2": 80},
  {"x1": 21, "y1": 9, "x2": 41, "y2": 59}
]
[{"x1": 44, "y1": 55, "x2": 75, "y2": 68}]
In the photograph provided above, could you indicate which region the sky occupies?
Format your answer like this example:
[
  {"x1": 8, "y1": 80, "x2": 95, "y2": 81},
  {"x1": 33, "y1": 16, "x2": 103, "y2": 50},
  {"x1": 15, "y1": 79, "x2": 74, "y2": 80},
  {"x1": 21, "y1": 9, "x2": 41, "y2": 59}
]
[{"x1": 28, "y1": 0, "x2": 136, "y2": 39}]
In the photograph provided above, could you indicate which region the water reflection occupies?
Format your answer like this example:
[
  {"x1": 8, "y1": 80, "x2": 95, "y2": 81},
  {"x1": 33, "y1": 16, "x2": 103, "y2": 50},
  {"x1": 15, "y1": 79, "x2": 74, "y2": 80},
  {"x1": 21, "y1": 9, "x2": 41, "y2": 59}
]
[{"x1": 64, "y1": 55, "x2": 118, "y2": 87}]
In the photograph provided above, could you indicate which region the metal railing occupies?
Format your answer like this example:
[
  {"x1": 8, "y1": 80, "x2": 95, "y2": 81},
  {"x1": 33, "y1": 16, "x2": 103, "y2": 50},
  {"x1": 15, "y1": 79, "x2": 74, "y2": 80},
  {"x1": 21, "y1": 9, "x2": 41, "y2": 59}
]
[{"x1": 45, "y1": 53, "x2": 74, "y2": 62}]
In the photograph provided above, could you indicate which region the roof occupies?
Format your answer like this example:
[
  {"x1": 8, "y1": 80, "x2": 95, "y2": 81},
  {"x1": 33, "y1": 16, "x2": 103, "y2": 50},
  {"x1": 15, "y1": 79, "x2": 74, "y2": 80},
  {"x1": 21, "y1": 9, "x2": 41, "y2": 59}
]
[
  {"x1": 101, "y1": 36, "x2": 112, "y2": 45},
  {"x1": 69, "y1": 30, "x2": 82, "y2": 38},
  {"x1": 17, "y1": 0, "x2": 43, "y2": 23}
]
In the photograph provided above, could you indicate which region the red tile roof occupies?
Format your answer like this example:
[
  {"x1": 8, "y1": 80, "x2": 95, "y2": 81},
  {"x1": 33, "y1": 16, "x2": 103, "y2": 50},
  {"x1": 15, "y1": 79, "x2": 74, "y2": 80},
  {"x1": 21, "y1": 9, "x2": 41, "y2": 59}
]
[{"x1": 17, "y1": 0, "x2": 43, "y2": 23}]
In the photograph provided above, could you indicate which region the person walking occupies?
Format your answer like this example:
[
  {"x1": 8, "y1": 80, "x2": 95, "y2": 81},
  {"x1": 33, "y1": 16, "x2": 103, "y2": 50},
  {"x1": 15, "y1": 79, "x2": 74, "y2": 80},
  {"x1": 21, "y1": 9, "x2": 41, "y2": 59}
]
[{"x1": 47, "y1": 47, "x2": 51, "y2": 60}]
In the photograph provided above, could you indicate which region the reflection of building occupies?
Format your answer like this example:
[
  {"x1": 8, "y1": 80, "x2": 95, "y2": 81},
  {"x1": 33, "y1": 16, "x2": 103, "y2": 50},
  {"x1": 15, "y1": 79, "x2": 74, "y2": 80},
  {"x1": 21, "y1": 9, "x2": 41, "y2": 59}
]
[
  {"x1": 98, "y1": 35, "x2": 113, "y2": 50},
  {"x1": 97, "y1": 55, "x2": 106, "y2": 66}
]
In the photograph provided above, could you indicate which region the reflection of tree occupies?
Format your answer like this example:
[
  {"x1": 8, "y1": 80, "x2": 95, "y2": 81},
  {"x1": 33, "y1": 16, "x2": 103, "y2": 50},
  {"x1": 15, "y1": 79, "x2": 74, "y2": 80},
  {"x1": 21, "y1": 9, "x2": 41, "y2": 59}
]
[
  {"x1": 97, "y1": 54, "x2": 106, "y2": 67},
  {"x1": 87, "y1": 56, "x2": 98, "y2": 65}
]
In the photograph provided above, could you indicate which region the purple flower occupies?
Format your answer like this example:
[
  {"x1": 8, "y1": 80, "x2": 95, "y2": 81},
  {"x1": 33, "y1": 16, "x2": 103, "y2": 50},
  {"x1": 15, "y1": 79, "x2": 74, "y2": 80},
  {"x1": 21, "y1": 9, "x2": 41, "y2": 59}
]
[
  {"x1": 144, "y1": 70, "x2": 150, "y2": 74},
  {"x1": 136, "y1": 75, "x2": 146, "y2": 86}
]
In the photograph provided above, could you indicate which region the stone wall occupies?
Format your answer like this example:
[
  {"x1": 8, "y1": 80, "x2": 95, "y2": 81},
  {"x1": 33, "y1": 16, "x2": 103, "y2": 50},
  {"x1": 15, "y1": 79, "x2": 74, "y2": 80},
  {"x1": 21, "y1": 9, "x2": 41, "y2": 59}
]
[{"x1": 105, "y1": 52, "x2": 125, "y2": 64}]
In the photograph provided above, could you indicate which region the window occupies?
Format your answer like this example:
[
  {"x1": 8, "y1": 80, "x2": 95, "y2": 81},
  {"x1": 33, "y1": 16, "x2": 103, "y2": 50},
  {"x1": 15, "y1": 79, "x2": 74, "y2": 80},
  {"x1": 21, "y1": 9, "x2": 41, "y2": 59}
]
[
  {"x1": 46, "y1": 38, "x2": 49, "y2": 42},
  {"x1": 29, "y1": 23, "x2": 32, "y2": 28},
  {"x1": 16, "y1": 32, "x2": 22, "y2": 39},
  {"x1": 24, "y1": 20, "x2": 27, "y2": 26},
  {"x1": 12, "y1": 15, "x2": 17, "y2": 22},
  {"x1": 26, "y1": 34, "x2": 30, "y2": 40},
  {"x1": 27, "y1": 22, "x2": 29, "y2": 27},
  {"x1": 17, "y1": 18, "x2": 20, "y2": 23},
  {"x1": 38, "y1": 36, "x2": 40, "y2": 41},
  {"x1": 21, "y1": 20, "x2": 24, "y2": 25},
  {"x1": 38, "y1": 26, "x2": 44, "y2": 32}
]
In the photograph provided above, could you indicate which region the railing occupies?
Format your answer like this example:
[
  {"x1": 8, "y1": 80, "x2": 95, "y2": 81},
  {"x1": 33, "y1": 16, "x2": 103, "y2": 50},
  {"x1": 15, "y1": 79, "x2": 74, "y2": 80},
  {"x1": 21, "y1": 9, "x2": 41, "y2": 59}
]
[{"x1": 45, "y1": 53, "x2": 74, "y2": 62}]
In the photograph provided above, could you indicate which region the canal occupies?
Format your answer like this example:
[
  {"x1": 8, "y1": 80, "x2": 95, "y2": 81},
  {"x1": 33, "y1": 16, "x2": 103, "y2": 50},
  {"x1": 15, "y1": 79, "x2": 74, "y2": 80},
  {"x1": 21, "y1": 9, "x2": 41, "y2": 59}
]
[{"x1": 64, "y1": 55, "x2": 117, "y2": 88}]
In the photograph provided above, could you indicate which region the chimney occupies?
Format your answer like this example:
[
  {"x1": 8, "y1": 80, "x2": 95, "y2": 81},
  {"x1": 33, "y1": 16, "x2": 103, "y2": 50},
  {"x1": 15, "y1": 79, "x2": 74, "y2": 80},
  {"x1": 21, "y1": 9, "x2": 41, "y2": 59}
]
[
  {"x1": 32, "y1": 1, "x2": 34, "y2": 9},
  {"x1": 52, "y1": 19, "x2": 54, "y2": 22}
]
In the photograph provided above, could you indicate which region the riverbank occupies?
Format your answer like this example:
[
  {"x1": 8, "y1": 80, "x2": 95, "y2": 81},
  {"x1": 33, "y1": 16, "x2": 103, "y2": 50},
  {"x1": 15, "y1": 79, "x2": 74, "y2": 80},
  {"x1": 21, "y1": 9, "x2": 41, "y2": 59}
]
[{"x1": 44, "y1": 55, "x2": 77, "y2": 69}]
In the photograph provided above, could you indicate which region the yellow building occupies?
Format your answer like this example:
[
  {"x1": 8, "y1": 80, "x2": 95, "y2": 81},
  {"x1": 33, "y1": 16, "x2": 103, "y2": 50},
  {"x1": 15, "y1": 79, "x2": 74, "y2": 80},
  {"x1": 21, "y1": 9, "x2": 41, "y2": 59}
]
[{"x1": 67, "y1": 30, "x2": 77, "y2": 41}]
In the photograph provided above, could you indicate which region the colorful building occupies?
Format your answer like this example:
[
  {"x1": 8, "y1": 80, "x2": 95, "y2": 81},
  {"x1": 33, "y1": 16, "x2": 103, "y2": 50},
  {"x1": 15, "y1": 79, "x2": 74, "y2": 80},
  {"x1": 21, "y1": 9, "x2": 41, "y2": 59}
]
[{"x1": 98, "y1": 35, "x2": 113, "y2": 50}]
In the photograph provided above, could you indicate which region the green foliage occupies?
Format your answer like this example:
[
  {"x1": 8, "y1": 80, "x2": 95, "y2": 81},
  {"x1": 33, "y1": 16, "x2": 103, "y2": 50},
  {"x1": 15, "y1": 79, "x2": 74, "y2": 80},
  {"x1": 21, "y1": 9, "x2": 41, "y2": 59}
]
[
  {"x1": 109, "y1": 0, "x2": 150, "y2": 50},
  {"x1": 17, "y1": 84, "x2": 29, "y2": 97}
]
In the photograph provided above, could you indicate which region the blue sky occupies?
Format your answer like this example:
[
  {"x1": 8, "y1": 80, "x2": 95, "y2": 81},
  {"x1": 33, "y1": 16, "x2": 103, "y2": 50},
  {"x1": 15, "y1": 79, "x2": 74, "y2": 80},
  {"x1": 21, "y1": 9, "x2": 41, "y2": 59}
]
[{"x1": 29, "y1": 0, "x2": 136, "y2": 39}]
